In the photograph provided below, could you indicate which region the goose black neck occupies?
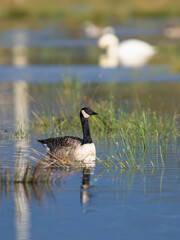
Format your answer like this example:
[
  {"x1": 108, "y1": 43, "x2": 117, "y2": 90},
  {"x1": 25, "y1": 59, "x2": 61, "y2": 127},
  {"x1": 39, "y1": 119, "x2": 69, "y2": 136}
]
[{"x1": 80, "y1": 113, "x2": 93, "y2": 144}]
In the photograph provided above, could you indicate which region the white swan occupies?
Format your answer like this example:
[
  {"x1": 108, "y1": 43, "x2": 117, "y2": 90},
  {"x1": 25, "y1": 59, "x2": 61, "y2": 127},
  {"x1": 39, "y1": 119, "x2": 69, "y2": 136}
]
[{"x1": 98, "y1": 33, "x2": 156, "y2": 68}]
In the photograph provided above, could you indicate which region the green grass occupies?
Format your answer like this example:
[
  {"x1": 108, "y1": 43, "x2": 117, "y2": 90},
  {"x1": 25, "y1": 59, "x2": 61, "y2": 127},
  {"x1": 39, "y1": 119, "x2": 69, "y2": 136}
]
[
  {"x1": 150, "y1": 42, "x2": 180, "y2": 73},
  {"x1": 31, "y1": 99, "x2": 179, "y2": 145},
  {"x1": 27, "y1": 95, "x2": 179, "y2": 170},
  {"x1": 29, "y1": 84, "x2": 179, "y2": 170},
  {"x1": 1, "y1": 0, "x2": 180, "y2": 26},
  {"x1": 3, "y1": 80, "x2": 180, "y2": 174},
  {"x1": 10, "y1": 81, "x2": 180, "y2": 141},
  {"x1": 11, "y1": 81, "x2": 179, "y2": 145},
  {"x1": 96, "y1": 142, "x2": 168, "y2": 170}
]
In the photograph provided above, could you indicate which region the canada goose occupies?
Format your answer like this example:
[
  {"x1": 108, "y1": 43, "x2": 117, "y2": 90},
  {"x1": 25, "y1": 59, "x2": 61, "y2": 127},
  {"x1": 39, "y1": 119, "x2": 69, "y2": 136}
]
[
  {"x1": 98, "y1": 33, "x2": 156, "y2": 67},
  {"x1": 38, "y1": 107, "x2": 98, "y2": 167}
]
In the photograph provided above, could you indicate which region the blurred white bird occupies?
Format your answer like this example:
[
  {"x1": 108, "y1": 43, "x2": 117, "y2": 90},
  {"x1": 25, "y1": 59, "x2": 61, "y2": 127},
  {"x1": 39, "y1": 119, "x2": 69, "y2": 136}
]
[
  {"x1": 98, "y1": 33, "x2": 156, "y2": 68},
  {"x1": 164, "y1": 26, "x2": 180, "y2": 39},
  {"x1": 82, "y1": 21, "x2": 114, "y2": 38}
]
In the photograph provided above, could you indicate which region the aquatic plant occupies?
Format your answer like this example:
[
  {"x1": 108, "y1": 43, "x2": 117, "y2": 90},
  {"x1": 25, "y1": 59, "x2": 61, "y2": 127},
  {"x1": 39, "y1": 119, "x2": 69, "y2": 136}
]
[
  {"x1": 96, "y1": 143, "x2": 167, "y2": 170},
  {"x1": 31, "y1": 99, "x2": 179, "y2": 147}
]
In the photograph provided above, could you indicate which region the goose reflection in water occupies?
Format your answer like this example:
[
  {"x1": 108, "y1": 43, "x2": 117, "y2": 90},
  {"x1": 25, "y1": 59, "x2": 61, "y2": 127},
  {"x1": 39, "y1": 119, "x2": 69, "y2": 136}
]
[
  {"x1": 81, "y1": 168, "x2": 92, "y2": 206},
  {"x1": 4, "y1": 178, "x2": 54, "y2": 240}
]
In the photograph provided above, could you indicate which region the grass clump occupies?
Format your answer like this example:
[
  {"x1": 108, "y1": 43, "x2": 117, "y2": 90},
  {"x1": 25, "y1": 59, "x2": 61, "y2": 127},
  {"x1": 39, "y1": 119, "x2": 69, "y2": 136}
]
[
  {"x1": 29, "y1": 96, "x2": 179, "y2": 170},
  {"x1": 31, "y1": 99, "x2": 179, "y2": 146},
  {"x1": 97, "y1": 143, "x2": 167, "y2": 170}
]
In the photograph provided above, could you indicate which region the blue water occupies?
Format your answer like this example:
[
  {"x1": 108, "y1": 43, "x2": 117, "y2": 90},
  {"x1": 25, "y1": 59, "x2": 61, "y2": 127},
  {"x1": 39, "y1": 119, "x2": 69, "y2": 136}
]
[
  {"x1": 1, "y1": 65, "x2": 179, "y2": 83},
  {"x1": 0, "y1": 134, "x2": 180, "y2": 240},
  {"x1": 1, "y1": 167, "x2": 180, "y2": 240}
]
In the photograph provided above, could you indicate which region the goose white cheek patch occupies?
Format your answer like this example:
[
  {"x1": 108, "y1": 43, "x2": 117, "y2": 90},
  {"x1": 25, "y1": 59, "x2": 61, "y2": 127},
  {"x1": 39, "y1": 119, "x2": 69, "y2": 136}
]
[{"x1": 82, "y1": 110, "x2": 90, "y2": 118}]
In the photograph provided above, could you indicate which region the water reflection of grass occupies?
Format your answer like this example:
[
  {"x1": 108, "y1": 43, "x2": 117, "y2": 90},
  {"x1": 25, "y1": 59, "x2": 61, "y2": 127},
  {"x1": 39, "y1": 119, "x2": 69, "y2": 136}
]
[{"x1": 0, "y1": 160, "x2": 79, "y2": 184}]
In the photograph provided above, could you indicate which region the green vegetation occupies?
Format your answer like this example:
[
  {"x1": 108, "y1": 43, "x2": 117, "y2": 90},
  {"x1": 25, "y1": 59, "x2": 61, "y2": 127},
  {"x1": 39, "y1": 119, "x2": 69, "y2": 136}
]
[
  {"x1": 32, "y1": 100, "x2": 179, "y2": 170},
  {"x1": 9, "y1": 81, "x2": 179, "y2": 142},
  {"x1": 29, "y1": 81, "x2": 179, "y2": 170},
  {"x1": 31, "y1": 97, "x2": 178, "y2": 143},
  {"x1": 10, "y1": 80, "x2": 179, "y2": 145},
  {"x1": 1, "y1": 0, "x2": 180, "y2": 26},
  {"x1": 151, "y1": 42, "x2": 180, "y2": 73},
  {"x1": 1, "y1": 81, "x2": 179, "y2": 177}
]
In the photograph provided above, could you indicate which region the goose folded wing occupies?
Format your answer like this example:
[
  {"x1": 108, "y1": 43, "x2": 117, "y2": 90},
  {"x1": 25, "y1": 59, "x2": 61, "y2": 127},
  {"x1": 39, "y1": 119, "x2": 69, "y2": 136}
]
[{"x1": 38, "y1": 136, "x2": 82, "y2": 151}]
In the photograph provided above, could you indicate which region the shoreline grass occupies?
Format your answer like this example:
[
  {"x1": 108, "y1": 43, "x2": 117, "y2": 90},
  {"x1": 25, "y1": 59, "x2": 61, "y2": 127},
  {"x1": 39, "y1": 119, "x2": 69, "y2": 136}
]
[{"x1": 1, "y1": 0, "x2": 180, "y2": 26}]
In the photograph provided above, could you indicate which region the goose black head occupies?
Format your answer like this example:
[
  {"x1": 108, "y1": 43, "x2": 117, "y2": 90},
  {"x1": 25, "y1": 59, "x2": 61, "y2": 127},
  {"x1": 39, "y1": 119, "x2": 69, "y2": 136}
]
[{"x1": 80, "y1": 107, "x2": 98, "y2": 118}]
